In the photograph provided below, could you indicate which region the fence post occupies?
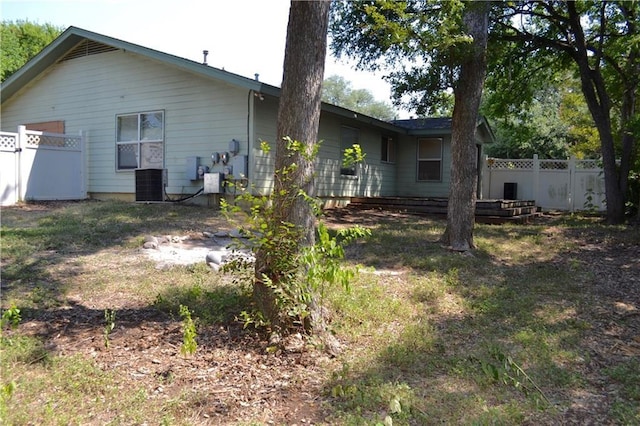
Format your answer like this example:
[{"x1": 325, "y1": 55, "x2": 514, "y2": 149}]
[
  {"x1": 80, "y1": 130, "x2": 87, "y2": 198},
  {"x1": 17, "y1": 125, "x2": 27, "y2": 202},
  {"x1": 568, "y1": 156, "x2": 576, "y2": 212},
  {"x1": 484, "y1": 155, "x2": 490, "y2": 199},
  {"x1": 533, "y1": 154, "x2": 539, "y2": 206}
]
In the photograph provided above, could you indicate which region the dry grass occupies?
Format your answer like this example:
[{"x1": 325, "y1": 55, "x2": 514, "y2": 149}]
[{"x1": 1, "y1": 201, "x2": 639, "y2": 425}]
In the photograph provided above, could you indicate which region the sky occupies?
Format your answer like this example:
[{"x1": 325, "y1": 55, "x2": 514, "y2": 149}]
[{"x1": 2, "y1": 0, "x2": 410, "y2": 117}]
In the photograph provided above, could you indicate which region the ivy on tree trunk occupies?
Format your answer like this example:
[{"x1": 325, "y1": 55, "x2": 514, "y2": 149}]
[{"x1": 253, "y1": 0, "x2": 331, "y2": 331}]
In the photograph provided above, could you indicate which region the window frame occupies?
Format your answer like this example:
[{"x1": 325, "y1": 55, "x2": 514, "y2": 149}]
[
  {"x1": 417, "y1": 137, "x2": 443, "y2": 182},
  {"x1": 115, "y1": 110, "x2": 165, "y2": 171},
  {"x1": 381, "y1": 135, "x2": 396, "y2": 164},
  {"x1": 340, "y1": 125, "x2": 360, "y2": 177}
]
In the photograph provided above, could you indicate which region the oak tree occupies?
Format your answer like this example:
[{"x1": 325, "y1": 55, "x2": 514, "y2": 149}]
[
  {"x1": 252, "y1": 0, "x2": 331, "y2": 329},
  {"x1": 489, "y1": 1, "x2": 639, "y2": 224},
  {"x1": 331, "y1": 0, "x2": 490, "y2": 250}
]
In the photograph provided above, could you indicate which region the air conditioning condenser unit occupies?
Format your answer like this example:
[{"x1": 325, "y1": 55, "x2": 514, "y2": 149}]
[{"x1": 135, "y1": 168, "x2": 167, "y2": 202}]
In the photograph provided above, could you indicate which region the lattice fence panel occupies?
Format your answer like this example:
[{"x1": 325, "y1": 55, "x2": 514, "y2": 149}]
[
  {"x1": 25, "y1": 133, "x2": 81, "y2": 149},
  {"x1": 0, "y1": 133, "x2": 17, "y2": 151},
  {"x1": 487, "y1": 159, "x2": 533, "y2": 170},
  {"x1": 576, "y1": 160, "x2": 602, "y2": 170},
  {"x1": 540, "y1": 160, "x2": 568, "y2": 170}
]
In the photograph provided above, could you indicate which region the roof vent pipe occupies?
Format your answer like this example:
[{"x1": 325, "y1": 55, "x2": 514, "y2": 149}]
[
  {"x1": 254, "y1": 73, "x2": 259, "y2": 81},
  {"x1": 203, "y1": 50, "x2": 209, "y2": 65}
]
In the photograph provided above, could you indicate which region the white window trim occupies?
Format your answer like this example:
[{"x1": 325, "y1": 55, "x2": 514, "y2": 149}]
[
  {"x1": 417, "y1": 138, "x2": 443, "y2": 182},
  {"x1": 381, "y1": 135, "x2": 396, "y2": 164},
  {"x1": 115, "y1": 110, "x2": 165, "y2": 171}
]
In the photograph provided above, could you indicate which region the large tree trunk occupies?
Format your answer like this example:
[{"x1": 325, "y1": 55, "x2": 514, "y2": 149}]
[
  {"x1": 253, "y1": 0, "x2": 330, "y2": 330},
  {"x1": 442, "y1": 1, "x2": 489, "y2": 251},
  {"x1": 567, "y1": 2, "x2": 628, "y2": 224}
]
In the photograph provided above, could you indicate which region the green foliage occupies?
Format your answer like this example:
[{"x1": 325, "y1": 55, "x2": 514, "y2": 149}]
[
  {"x1": 484, "y1": 73, "x2": 600, "y2": 160},
  {"x1": 342, "y1": 143, "x2": 366, "y2": 169},
  {"x1": 103, "y1": 309, "x2": 116, "y2": 349},
  {"x1": 1, "y1": 20, "x2": 63, "y2": 81},
  {"x1": 1, "y1": 379, "x2": 17, "y2": 418},
  {"x1": 604, "y1": 359, "x2": 640, "y2": 424},
  {"x1": 1, "y1": 334, "x2": 50, "y2": 368},
  {"x1": 154, "y1": 281, "x2": 252, "y2": 325},
  {"x1": 222, "y1": 139, "x2": 370, "y2": 334},
  {"x1": 2, "y1": 200, "x2": 637, "y2": 423},
  {"x1": 0, "y1": 305, "x2": 21, "y2": 330},
  {"x1": 476, "y1": 346, "x2": 550, "y2": 408},
  {"x1": 487, "y1": 1, "x2": 639, "y2": 223},
  {"x1": 179, "y1": 305, "x2": 197, "y2": 356},
  {"x1": 322, "y1": 75, "x2": 396, "y2": 120},
  {"x1": 330, "y1": 0, "x2": 477, "y2": 116},
  {"x1": 559, "y1": 88, "x2": 601, "y2": 158}
]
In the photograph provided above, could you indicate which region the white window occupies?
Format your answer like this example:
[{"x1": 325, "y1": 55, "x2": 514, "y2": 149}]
[
  {"x1": 381, "y1": 136, "x2": 396, "y2": 163},
  {"x1": 340, "y1": 126, "x2": 359, "y2": 176},
  {"x1": 417, "y1": 138, "x2": 442, "y2": 181},
  {"x1": 116, "y1": 111, "x2": 164, "y2": 170}
]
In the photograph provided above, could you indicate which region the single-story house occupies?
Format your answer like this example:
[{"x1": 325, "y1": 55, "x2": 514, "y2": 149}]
[{"x1": 0, "y1": 26, "x2": 494, "y2": 206}]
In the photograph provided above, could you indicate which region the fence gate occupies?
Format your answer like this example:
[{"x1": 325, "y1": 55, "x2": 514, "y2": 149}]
[{"x1": 0, "y1": 126, "x2": 86, "y2": 206}]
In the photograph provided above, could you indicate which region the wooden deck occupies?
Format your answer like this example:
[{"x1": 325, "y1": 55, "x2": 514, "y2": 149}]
[{"x1": 346, "y1": 197, "x2": 540, "y2": 224}]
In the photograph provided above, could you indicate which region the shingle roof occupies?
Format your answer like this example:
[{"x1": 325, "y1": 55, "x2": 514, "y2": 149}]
[
  {"x1": 391, "y1": 117, "x2": 495, "y2": 143},
  {"x1": 1, "y1": 26, "x2": 493, "y2": 141},
  {"x1": 391, "y1": 118, "x2": 453, "y2": 130},
  {"x1": 0, "y1": 26, "x2": 402, "y2": 132}
]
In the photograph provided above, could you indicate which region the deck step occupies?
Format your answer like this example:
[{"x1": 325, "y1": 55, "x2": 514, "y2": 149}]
[{"x1": 345, "y1": 197, "x2": 540, "y2": 224}]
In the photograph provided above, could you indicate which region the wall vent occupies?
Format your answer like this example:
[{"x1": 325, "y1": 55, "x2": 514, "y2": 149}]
[
  {"x1": 60, "y1": 40, "x2": 118, "y2": 62},
  {"x1": 135, "y1": 168, "x2": 166, "y2": 202}
]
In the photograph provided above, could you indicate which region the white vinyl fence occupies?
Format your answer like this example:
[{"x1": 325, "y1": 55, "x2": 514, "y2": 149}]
[
  {"x1": 482, "y1": 154, "x2": 606, "y2": 212},
  {"x1": 1, "y1": 126, "x2": 86, "y2": 206}
]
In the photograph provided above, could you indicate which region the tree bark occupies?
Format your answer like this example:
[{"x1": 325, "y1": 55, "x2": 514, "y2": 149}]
[
  {"x1": 442, "y1": 1, "x2": 489, "y2": 251},
  {"x1": 274, "y1": 1, "x2": 330, "y2": 242},
  {"x1": 566, "y1": 2, "x2": 626, "y2": 224},
  {"x1": 253, "y1": 0, "x2": 330, "y2": 329}
]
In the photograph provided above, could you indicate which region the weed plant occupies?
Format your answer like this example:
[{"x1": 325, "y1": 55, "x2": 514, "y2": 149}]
[{"x1": 1, "y1": 202, "x2": 637, "y2": 424}]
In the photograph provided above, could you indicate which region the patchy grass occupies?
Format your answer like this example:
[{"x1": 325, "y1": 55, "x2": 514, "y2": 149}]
[{"x1": 1, "y1": 201, "x2": 639, "y2": 424}]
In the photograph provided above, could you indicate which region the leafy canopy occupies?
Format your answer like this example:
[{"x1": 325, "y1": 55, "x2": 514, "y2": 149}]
[
  {"x1": 322, "y1": 75, "x2": 396, "y2": 121},
  {"x1": 330, "y1": 0, "x2": 473, "y2": 116},
  {"x1": 1, "y1": 20, "x2": 64, "y2": 82}
]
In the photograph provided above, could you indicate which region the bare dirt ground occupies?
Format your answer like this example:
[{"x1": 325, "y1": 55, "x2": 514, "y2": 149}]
[
  {"x1": 4, "y1": 204, "x2": 640, "y2": 424},
  {"x1": 548, "y1": 222, "x2": 640, "y2": 424}
]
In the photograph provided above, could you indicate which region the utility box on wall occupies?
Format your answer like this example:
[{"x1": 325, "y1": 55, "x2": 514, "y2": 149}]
[
  {"x1": 229, "y1": 155, "x2": 248, "y2": 178},
  {"x1": 185, "y1": 156, "x2": 200, "y2": 181},
  {"x1": 203, "y1": 172, "x2": 224, "y2": 194}
]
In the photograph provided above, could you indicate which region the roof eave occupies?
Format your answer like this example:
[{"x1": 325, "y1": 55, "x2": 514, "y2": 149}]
[
  {"x1": 320, "y1": 102, "x2": 402, "y2": 133},
  {"x1": 1, "y1": 26, "x2": 265, "y2": 104}
]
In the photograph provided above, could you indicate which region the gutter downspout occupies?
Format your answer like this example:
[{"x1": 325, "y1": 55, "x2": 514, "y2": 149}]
[
  {"x1": 247, "y1": 85, "x2": 264, "y2": 186},
  {"x1": 247, "y1": 90, "x2": 252, "y2": 182}
]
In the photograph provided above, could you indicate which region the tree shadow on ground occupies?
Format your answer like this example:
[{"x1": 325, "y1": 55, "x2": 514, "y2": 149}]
[
  {"x1": 321, "y1": 213, "x2": 640, "y2": 424},
  {"x1": 2, "y1": 201, "x2": 334, "y2": 424}
]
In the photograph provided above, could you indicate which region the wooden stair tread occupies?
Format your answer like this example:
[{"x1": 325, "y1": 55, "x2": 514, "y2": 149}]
[{"x1": 343, "y1": 197, "x2": 540, "y2": 224}]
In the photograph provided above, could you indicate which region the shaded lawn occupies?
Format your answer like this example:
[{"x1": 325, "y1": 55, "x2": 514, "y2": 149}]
[{"x1": 1, "y1": 201, "x2": 639, "y2": 425}]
